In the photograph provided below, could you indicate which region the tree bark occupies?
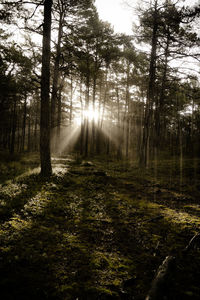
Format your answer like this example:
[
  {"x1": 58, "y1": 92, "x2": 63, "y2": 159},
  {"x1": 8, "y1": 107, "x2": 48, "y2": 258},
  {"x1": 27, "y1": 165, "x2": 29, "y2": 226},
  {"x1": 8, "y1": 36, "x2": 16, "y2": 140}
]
[
  {"x1": 51, "y1": 3, "x2": 63, "y2": 130},
  {"x1": 140, "y1": 0, "x2": 158, "y2": 167},
  {"x1": 155, "y1": 27, "x2": 170, "y2": 147},
  {"x1": 40, "y1": 0, "x2": 52, "y2": 176}
]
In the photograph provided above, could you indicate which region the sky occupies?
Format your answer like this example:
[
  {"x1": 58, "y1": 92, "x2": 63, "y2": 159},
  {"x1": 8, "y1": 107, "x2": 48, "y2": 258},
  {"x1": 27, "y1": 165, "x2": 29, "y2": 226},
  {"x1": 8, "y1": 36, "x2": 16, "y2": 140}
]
[
  {"x1": 95, "y1": 0, "x2": 199, "y2": 35},
  {"x1": 94, "y1": 0, "x2": 200, "y2": 79},
  {"x1": 95, "y1": 0, "x2": 134, "y2": 35}
]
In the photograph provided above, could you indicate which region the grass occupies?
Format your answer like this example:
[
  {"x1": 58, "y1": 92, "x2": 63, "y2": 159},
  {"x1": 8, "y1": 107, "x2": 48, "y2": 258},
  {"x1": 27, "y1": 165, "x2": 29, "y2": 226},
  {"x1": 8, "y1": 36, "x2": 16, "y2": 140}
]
[
  {"x1": 0, "y1": 152, "x2": 40, "y2": 183},
  {"x1": 0, "y1": 153, "x2": 200, "y2": 299}
]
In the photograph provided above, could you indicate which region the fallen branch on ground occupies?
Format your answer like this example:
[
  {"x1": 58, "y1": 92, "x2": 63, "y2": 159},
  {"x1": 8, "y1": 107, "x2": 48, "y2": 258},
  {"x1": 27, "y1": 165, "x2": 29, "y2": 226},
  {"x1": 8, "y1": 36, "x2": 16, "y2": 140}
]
[
  {"x1": 146, "y1": 232, "x2": 200, "y2": 300},
  {"x1": 145, "y1": 256, "x2": 175, "y2": 300},
  {"x1": 183, "y1": 233, "x2": 200, "y2": 253}
]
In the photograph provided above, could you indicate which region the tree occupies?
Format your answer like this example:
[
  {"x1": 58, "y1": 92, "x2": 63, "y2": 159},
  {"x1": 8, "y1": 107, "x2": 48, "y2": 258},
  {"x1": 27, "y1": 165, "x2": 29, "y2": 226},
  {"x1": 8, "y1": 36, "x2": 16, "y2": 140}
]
[
  {"x1": 139, "y1": 0, "x2": 159, "y2": 167},
  {"x1": 135, "y1": 0, "x2": 199, "y2": 166},
  {"x1": 40, "y1": 0, "x2": 52, "y2": 176}
]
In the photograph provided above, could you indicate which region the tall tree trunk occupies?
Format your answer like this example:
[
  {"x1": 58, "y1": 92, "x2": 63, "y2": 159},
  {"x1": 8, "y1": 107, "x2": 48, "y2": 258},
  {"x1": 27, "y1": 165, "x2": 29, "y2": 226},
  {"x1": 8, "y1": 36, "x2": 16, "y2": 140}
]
[
  {"x1": 51, "y1": 3, "x2": 63, "y2": 130},
  {"x1": 155, "y1": 27, "x2": 170, "y2": 148},
  {"x1": 40, "y1": 0, "x2": 52, "y2": 176},
  {"x1": 140, "y1": 0, "x2": 158, "y2": 167}
]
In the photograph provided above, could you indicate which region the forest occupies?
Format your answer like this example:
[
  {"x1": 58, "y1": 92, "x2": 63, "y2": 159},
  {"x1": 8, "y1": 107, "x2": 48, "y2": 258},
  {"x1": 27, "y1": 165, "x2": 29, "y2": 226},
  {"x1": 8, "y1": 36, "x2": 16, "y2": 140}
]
[{"x1": 0, "y1": 0, "x2": 200, "y2": 299}]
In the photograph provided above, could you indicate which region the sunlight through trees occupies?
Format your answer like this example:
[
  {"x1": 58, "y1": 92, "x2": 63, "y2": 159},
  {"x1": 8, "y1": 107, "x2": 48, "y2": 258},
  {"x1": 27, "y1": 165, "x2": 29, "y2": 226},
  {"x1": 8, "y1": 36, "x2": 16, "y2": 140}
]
[
  {"x1": 1, "y1": 1, "x2": 200, "y2": 299},
  {"x1": 0, "y1": 0, "x2": 200, "y2": 166}
]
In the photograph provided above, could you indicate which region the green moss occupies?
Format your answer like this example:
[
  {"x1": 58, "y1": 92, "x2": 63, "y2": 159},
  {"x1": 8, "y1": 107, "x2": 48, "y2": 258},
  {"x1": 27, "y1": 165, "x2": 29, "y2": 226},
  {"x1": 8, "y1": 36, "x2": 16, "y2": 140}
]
[{"x1": 0, "y1": 155, "x2": 200, "y2": 299}]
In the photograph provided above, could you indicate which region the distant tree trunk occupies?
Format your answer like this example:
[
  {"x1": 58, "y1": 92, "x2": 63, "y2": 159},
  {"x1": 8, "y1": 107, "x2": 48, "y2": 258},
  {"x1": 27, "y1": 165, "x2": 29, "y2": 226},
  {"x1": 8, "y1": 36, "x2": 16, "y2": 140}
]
[
  {"x1": 84, "y1": 57, "x2": 90, "y2": 157},
  {"x1": 140, "y1": 0, "x2": 158, "y2": 167},
  {"x1": 116, "y1": 87, "x2": 122, "y2": 159},
  {"x1": 178, "y1": 117, "x2": 183, "y2": 190},
  {"x1": 56, "y1": 84, "x2": 62, "y2": 151},
  {"x1": 100, "y1": 66, "x2": 108, "y2": 129},
  {"x1": 96, "y1": 78, "x2": 102, "y2": 155},
  {"x1": 69, "y1": 75, "x2": 73, "y2": 125},
  {"x1": 10, "y1": 98, "x2": 17, "y2": 154},
  {"x1": 84, "y1": 93, "x2": 89, "y2": 157},
  {"x1": 91, "y1": 74, "x2": 97, "y2": 155},
  {"x1": 80, "y1": 121, "x2": 84, "y2": 155},
  {"x1": 79, "y1": 79, "x2": 84, "y2": 155},
  {"x1": 125, "y1": 63, "x2": 130, "y2": 159},
  {"x1": 21, "y1": 93, "x2": 27, "y2": 152},
  {"x1": 190, "y1": 98, "x2": 194, "y2": 154},
  {"x1": 8, "y1": 114, "x2": 12, "y2": 150},
  {"x1": 40, "y1": 0, "x2": 52, "y2": 176},
  {"x1": 34, "y1": 97, "x2": 39, "y2": 151},
  {"x1": 2, "y1": 126, "x2": 8, "y2": 149},
  {"x1": 126, "y1": 118, "x2": 130, "y2": 158},
  {"x1": 16, "y1": 117, "x2": 21, "y2": 152},
  {"x1": 27, "y1": 114, "x2": 31, "y2": 152}
]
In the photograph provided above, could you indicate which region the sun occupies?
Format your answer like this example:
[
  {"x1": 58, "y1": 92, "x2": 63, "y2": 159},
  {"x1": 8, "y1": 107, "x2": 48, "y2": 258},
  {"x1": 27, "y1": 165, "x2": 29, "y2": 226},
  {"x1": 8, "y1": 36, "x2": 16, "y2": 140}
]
[
  {"x1": 83, "y1": 106, "x2": 99, "y2": 121},
  {"x1": 74, "y1": 105, "x2": 100, "y2": 125}
]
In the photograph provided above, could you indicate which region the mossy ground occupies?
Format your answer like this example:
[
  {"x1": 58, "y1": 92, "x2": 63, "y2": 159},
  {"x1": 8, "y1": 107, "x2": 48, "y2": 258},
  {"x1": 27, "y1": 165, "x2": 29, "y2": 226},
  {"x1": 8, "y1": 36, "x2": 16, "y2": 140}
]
[{"x1": 0, "y1": 154, "x2": 200, "y2": 299}]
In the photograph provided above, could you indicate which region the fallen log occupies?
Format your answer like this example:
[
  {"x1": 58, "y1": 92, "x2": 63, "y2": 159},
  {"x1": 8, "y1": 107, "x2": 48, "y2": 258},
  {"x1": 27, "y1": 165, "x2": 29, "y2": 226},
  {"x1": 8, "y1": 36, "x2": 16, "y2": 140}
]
[
  {"x1": 183, "y1": 233, "x2": 200, "y2": 253},
  {"x1": 146, "y1": 232, "x2": 200, "y2": 299},
  {"x1": 145, "y1": 256, "x2": 175, "y2": 300}
]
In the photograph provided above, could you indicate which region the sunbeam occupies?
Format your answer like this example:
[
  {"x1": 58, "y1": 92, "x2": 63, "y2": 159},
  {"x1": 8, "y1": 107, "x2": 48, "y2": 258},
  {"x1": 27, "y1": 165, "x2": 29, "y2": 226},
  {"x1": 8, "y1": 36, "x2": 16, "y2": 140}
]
[
  {"x1": 100, "y1": 120, "x2": 121, "y2": 147},
  {"x1": 57, "y1": 124, "x2": 81, "y2": 155}
]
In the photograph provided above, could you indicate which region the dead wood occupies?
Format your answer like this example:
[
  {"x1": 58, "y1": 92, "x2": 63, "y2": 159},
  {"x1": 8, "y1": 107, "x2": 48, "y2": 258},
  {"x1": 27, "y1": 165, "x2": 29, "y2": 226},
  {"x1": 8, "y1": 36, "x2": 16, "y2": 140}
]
[
  {"x1": 146, "y1": 232, "x2": 200, "y2": 299},
  {"x1": 183, "y1": 233, "x2": 200, "y2": 253},
  {"x1": 145, "y1": 256, "x2": 175, "y2": 300}
]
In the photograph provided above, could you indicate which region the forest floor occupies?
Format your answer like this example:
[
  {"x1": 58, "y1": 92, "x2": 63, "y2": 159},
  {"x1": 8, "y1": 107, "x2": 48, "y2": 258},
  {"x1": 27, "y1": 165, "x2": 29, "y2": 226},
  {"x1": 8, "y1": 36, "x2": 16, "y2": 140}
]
[{"x1": 0, "y1": 153, "x2": 200, "y2": 299}]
